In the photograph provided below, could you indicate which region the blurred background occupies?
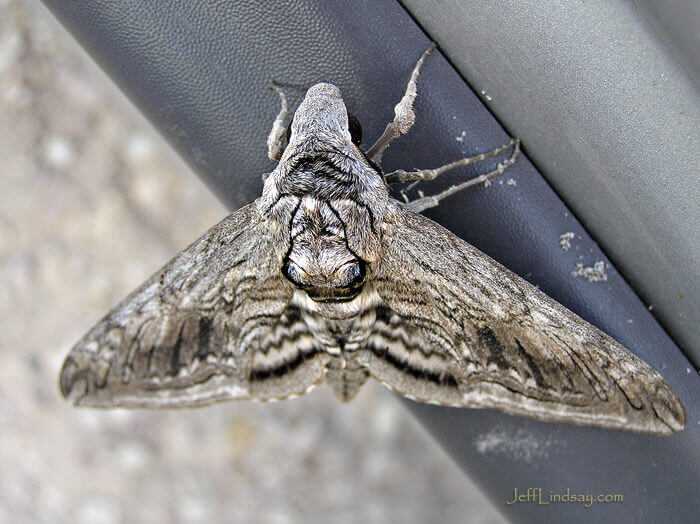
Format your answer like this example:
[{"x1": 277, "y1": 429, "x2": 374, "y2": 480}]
[{"x1": 0, "y1": 1, "x2": 504, "y2": 522}]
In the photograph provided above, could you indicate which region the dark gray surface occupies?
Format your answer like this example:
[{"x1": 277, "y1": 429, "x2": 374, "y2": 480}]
[
  {"x1": 41, "y1": 1, "x2": 699, "y2": 522},
  {"x1": 401, "y1": 0, "x2": 700, "y2": 364}
]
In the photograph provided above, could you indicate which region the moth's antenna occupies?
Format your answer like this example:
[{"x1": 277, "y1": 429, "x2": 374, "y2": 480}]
[
  {"x1": 366, "y1": 43, "x2": 437, "y2": 163},
  {"x1": 267, "y1": 82, "x2": 289, "y2": 162}
]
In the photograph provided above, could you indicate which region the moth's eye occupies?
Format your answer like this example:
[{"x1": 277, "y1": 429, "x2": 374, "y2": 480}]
[
  {"x1": 347, "y1": 113, "x2": 362, "y2": 146},
  {"x1": 285, "y1": 120, "x2": 293, "y2": 145}
]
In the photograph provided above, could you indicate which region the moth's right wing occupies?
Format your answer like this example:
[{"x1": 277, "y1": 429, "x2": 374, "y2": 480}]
[
  {"x1": 60, "y1": 202, "x2": 329, "y2": 407},
  {"x1": 362, "y1": 201, "x2": 684, "y2": 435}
]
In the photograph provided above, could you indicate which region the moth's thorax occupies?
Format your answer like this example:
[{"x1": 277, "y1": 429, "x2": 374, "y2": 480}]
[
  {"x1": 281, "y1": 196, "x2": 366, "y2": 301},
  {"x1": 259, "y1": 81, "x2": 389, "y2": 303}
]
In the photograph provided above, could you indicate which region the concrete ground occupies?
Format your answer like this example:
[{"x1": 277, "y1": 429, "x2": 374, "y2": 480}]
[{"x1": 0, "y1": 1, "x2": 505, "y2": 522}]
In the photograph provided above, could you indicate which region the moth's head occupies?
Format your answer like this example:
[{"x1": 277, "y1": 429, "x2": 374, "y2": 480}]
[
  {"x1": 260, "y1": 83, "x2": 388, "y2": 275},
  {"x1": 284, "y1": 83, "x2": 363, "y2": 156}
]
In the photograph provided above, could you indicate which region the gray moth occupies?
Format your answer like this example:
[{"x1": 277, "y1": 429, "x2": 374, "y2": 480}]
[{"x1": 60, "y1": 46, "x2": 685, "y2": 436}]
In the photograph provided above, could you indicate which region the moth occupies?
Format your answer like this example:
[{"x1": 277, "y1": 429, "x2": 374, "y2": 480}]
[{"x1": 60, "y1": 46, "x2": 685, "y2": 436}]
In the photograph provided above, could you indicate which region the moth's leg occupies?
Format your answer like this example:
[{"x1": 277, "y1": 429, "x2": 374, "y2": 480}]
[
  {"x1": 403, "y1": 139, "x2": 521, "y2": 213},
  {"x1": 267, "y1": 83, "x2": 289, "y2": 162},
  {"x1": 386, "y1": 138, "x2": 519, "y2": 184},
  {"x1": 366, "y1": 44, "x2": 436, "y2": 163}
]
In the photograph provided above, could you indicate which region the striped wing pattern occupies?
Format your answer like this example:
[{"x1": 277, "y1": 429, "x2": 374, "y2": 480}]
[
  {"x1": 361, "y1": 203, "x2": 684, "y2": 435},
  {"x1": 59, "y1": 202, "x2": 328, "y2": 407}
]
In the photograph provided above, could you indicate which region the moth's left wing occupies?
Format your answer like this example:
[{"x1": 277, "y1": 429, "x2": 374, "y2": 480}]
[
  {"x1": 361, "y1": 201, "x2": 685, "y2": 435},
  {"x1": 60, "y1": 202, "x2": 328, "y2": 408}
]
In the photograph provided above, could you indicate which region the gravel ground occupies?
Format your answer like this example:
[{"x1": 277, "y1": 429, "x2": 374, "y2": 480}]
[{"x1": 0, "y1": 2, "x2": 506, "y2": 523}]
